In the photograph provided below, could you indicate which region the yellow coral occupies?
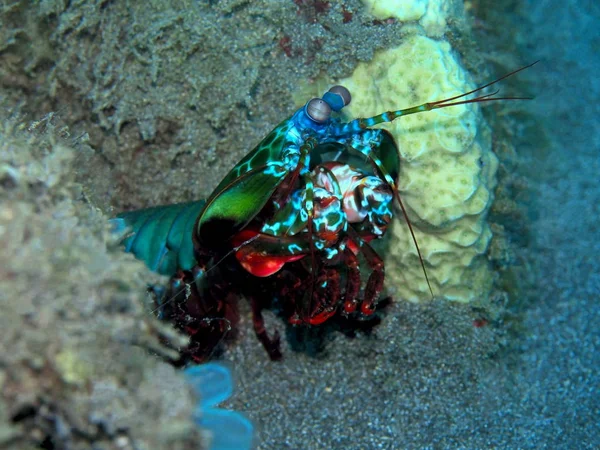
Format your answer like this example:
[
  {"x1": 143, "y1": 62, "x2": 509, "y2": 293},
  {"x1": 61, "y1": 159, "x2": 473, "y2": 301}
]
[
  {"x1": 314, "y1": 34, "x2": 498, "y2": 302},
  {"x1": 360, "y1": 0, "x2": 459, "y2": 37},
  {"x1": 55, "y1": 348, "x2": 94, "y2": 385}
]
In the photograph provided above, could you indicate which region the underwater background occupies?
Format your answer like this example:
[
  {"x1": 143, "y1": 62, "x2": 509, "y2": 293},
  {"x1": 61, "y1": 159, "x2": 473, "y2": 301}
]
[{"x1": 0, "y1": 0, "x2": 598, "y2": 449}]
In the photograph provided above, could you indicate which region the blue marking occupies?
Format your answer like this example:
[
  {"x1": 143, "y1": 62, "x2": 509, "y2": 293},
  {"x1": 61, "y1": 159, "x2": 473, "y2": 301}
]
[
  {"x1": 263, "y1": 163, "x2": 286, "y2": 177},
  {"x1": 313, "y1": 216, "x2": 325, "y2": 228},
  {"x1": 322, "y1": 91, "x2": 345, "y2": 111},
  {"x1": 194, "y1": 269, "x2": 204, "y2": 280},
  {"x1": 288, "y1": 243, "x2": 302, "y2": 254},
  {"x1": 236, "y1": 159, "x2": 253, "y2": 175},
  {"x1": 262, "y1": 221, "x2": 282, "y2": 235},
  {"x1": 282, "y1": 213, "x2": 297, "y2": 227},
  {"x1": 324, "y1": 247, "x2": 339, "y2": 260},
  {"x1": 282, "y1": 145, "x2": 301, "y2": 170},
  {"x1": 291, "y1": 109, "x2": 329, "y2": 135}
]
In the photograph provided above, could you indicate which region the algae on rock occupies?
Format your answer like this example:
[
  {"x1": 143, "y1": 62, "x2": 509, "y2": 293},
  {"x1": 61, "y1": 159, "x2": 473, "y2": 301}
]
[{"x1": 0, "y1": 117, "x2": 205, "y2": 450}]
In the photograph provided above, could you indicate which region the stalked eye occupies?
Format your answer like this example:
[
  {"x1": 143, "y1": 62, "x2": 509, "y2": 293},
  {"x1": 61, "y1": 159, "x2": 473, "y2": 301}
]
[
  {"x1": 305, "y1": 98, "x2": 332, "y2": 123},
  {"x1": 327, "y1": 85, "x2": 351, "y2": 107}
]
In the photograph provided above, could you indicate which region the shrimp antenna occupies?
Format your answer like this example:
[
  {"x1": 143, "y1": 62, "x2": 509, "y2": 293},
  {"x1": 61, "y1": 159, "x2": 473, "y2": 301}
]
[
  {"x1": 341, "y1": 60, "x2": 539, "y2": 132},
  {"x1": 425, "y1": 60, "x2": 539, "y2": 110}
]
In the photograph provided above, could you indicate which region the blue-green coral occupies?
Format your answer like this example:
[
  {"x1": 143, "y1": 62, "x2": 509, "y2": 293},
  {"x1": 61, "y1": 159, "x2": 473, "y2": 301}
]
[{"x1": 185, "y1": 364, "x2": 254, "y2": 450}]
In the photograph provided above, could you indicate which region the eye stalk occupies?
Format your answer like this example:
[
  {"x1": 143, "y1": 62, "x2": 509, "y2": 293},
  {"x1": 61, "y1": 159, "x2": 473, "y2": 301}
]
[
  {"x1": 322, "y1": 85, "x2": 351, "y2": 112},
  {"x1": 305, "y1": 98, "x2": 332, "y2": 124}
]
